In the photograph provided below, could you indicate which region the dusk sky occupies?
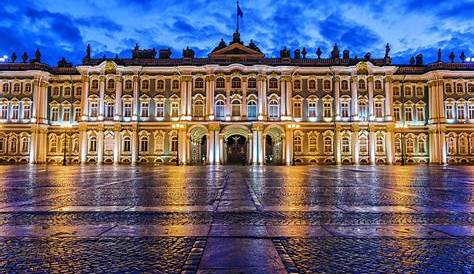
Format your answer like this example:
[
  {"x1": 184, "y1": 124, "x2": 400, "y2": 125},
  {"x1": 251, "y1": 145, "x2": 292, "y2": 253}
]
[{"x1": 1, "y1": 0, "x2": 473, "y2": 65}]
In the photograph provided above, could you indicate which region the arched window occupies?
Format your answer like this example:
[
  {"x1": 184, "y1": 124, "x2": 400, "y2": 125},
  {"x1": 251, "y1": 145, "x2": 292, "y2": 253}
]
[
  {"x1": 13, "y1": 83, "x2": 20, "y2": 93},
  {"x1": 358, "y1": 100, "x2": 368, "y2": 120},
  {"x1": 445, "y1": 101, "x2": 454, "y2": 119},
  {"x1": 195, "y1": 78, "x2": 204, "y2": 89},
  {"x1": 468, "y1": 83, "x2": 474, "y2": 94},
  {"x1": 418, "y1": 137, "x2": 426, "y2": 154},
  {"x1": 49, "y1": 136, "x2": 57, "y2": 153},
  {"x1": 323, "y1": 79, "x2": 331, "y2": 90},
  {"x1": 0, "y1": 102, "x2": 7, "y2": 119},
  {"x1": 308, "y1": 101, "x2": 317, "y2": 118},
  {"x1": 105, "y1": 101, "x2": 114, "y2": 118},
  {"x1": 247, "y1": 101, "x2": 257, "y2": 119},
  {"x1": 89, "y1": 101, "x2": 98, "y2": 117},
  {"x1": 172, "y1": 80, "x2": 180, "y2": 90},
  {"x1": 447, "y1": 136, "x2": 456, "y2": 155},
  {"x1": 8, "y1": 137, "x2": 17, "y2": 153},
  {"x1": 457, "y1": 102, "x2": 466, "y2": 120},
  {"x1": 171, "y1": 101, "x2": 180, "y2": 117},
  {"x1": 104, "y1": 134, "x2": 114, "y2": 155},
  {"x1": 376, "y1": 135, "x2": 385, "y2": 153},
  {"x1": 268, "y1": 99, "x2": 279, "y2": 118},
  {"x1": 341, "y1": 101, "x2": 350, "y2": 118},
  {"x1": 193, "y1": 99, "x2": 204, "y2": 118},
  {"x1": 0, "y1": 137, "x2": 5, "y2": 153},
  {"x1": 123, "y1": 136, "x2": 131, "y2": 152},
  {"x1": 91, "y1": 79, "x2": 99, "y2": 90},
  {"x1": 248, "y1": 78, "x2": 257, "y2": 89},
  {"x1": 374, "y1": 80, "x2": 382, "y2": 90},
  {"x1": 374, "y1": 101, "x2": 384, "y2": 118},
  {"x1": 416, "y1": 87, "x2": 424, "y2": 97},
  {"x1": 269, "y1": 78, "x2": 278, "y2": 89},
  {"x1": 360, "y1": 135, "x2": 368, "y2": 154},
  {"x1": 2, "y1": 83, "x2": 9, "y2": 93},
  {"x1": 20, "y1": 137, "x2": 30, "y2": 153},
  {"x1": 215, "y1": 100, "x2": 225, "y2": 119},
  {"x1": 140, "y1": 101, "x2": 149, "y2": 117},
  {"x1": 341, "y1": 136, "x2": 350, "y2": 154},
  {"x1": 445, "y1": 83, "x2": 452, "y2": 93},
  {"x1": 405, "y1": 86, "x2": 412, "y2": 97},
  {"x1": 231, "y1": 78, "x2": 241, "y2": 89},
  {"x1": 125, "y1": 80, "x2": 133, "y2": 90},
  {"x1": 107, "y1": 79, "x2": 115, "y2": 89},
  {"x1": 140, "y1": 136, "x2": 149, "y2": 152},
  {"x1": 141, "y1": 79, "x2": 150, "y2": 90},
  {"x1": 341, "y1": 80, "x2": 349, "y2": 90},
  {"x1": 456, "y1": 83, "x2": 464, "y2": 93},
  {"x1": 171, "y1": 136, "x2": 178, "y2": 152},
  {"x1": 123, "y1": 101, "x2": 132, "y2": 118},
  {"x1": 231, "y1": 99, "x2": 241, "y2": 116},
  {"x1": 89, "y1": 136, "x2": 97, "y2": 152},
  {"x1": 155, "y1": 101, "x2": 164, "y2": 118},
  {"x1": 24, "y1": 83, "x2": 31, "y2": 93},
  {"x1": 308, "y1": 135, "x2": 317, "y2": 153},
  {"x1": 395, "y1": 137, "x2": 401, "y2": 153},
  {"x1": 393, "y1": 86, "x2": 400, "y2": 97},
  {"x1": 63, "y1": 87, "x2": 71, "y2": 97},
  {"x1": 324, "y1": 136, "x2": 333, "y2": 154},
  {"x1": 156, "y1": 80, "x2": 164, "y2": 90},
  {"x1": 406, "y1": 138, "x2": 414, "y2": 154},
  {"x1": 216, "y1": 78, "x2": 225, "y2": 89},
  {"x1": 323, "y1": 102, "x2": 332, "y2": 118},
  {"x1": 308, "y1": 79, "x2": 316, "y2": 90},
  {"x1": 294, "y1": 135, "x2": 302, "y2": 153},
  {"x1": 459, "y1": 136, "x2": 468, "y2": 155},
  {"x1": 154, "y1": 134, "x2": 164, "y2": 153},
  {"x1": 358, "y1": 79, "x2": 366, "y2": 90},
  {"x1": 293, "y1": 80, "x2": 301, "y2": 90},
  {"x1": 52, "y1": 87, "x2": 60, "y2": 97}
]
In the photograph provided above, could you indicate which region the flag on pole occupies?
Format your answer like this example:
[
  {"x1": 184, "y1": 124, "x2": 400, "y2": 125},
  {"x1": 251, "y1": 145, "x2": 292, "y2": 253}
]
[{"x1": 237, "y1": 1, "x2": 243, "y2": 18}]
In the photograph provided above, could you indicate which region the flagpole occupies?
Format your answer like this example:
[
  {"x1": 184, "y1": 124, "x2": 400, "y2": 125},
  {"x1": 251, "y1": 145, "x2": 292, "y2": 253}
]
[{"x1": 236, "y1": 1, "x2": 239, "y2": 32}]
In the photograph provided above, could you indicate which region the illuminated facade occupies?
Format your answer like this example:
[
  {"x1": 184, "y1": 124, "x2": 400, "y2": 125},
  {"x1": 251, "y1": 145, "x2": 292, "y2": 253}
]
[{"x1": 1, "y1": 32, "x2": 474, "y2": 165}]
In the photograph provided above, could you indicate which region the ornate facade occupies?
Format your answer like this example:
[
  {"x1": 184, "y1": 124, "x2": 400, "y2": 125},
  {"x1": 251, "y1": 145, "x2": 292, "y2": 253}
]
[{"x1": 1, "y1": 32, "x2": 474, "y2": 165}]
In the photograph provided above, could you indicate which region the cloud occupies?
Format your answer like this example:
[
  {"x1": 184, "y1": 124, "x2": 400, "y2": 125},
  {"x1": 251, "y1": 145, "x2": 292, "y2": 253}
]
[{"x1": 0, "y1": 0, "x2": 472, "y2": 65}]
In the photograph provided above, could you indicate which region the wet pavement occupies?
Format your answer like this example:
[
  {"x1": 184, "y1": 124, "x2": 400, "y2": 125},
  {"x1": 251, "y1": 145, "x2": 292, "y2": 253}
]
[{"x1": 0, "y1": 165, "x2": 473, "y2": 273}]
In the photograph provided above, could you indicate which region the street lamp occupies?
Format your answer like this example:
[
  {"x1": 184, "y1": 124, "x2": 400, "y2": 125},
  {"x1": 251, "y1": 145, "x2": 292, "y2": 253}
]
[
  {"x1": 287, "y1": 123, "x2": 300, "y2": 166},
  {"x1": 172, "y1": 123, "x2": 185, "y2": 166},
  {"x1": 61, "y1": 123, "x2": 72, "y2": 166}
]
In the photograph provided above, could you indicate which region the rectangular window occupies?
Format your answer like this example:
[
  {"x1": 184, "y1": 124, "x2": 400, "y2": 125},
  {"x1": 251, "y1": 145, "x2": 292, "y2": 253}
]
[
  {"x1": 74, "y1": 107, "x2": 81, "y2": 121},
  {"x1": 231, "y1": 104, "x2": 240, "y2": 117},
  {"x1": 323, "y1": 103, "x2": 332, "y2": 118},
  {"x1": 405, "y1": 107, "x2": 412, "y2": 122},
  {"x1": 446, "y1": 104, "x2": 454, "y2": 119},
  {"x1": 469, "y1": 104, "x2": 474, "y2": 120},
  {"x1": 374, "y1": 102, "x2": 383, "y2": 118},
  {"x1": 416, "y1": 106, "x2": 424, "y2": 121},
  {"x1": 309, "y1": 137, "x2": 317, "y2": 153},
  {"x1": 155, "y1": 102, "x2": 164, "y2": 118},
  {"x1": 106, "y1": 103, "x2": 114, "y2": 118},
  {"x1": 141, "y1": 102, "x2": 149, "y2": 117},
  {"x1": 90, "y1": 102, "x2": 98, "y2": 117},
  {"x1": 247, "y1": 103, "x2": 257, "y2": 119},
  {"x1": 308, "y1": 102, "x2": 317, "y2": 118},
  {"x1": 215, "y1": 103, "x2": 225, "y2": 119},
  {"x1": 124, "y1": 102, "x2": 132, "y2": 118},
  {"x1": 23, "y1": 105, "x2": 31, "y2": 120},
  {"x1": 51, "y1": 107, "x2": 59, "y2": 121},
  {"x1": 0, "y1": 104, "x2": 7, "y2": 119},
  {"x1": 63, "y1": 107, "x2": 70, "y2": 122},
  {"x1": 393, "y1": 107, "x2": 401, "y2": 121},
  {"x1": 268, "y1": 104, "x2": 279, "y2": 118},
  {"x1": 293, "y1": 102, "x2": 302, "y2": 118},
  {"x1": 171, "y1": 102, "x2": 179, "y2": 117},
  {"x1": 458, "y1": 104, "x2": 465, "y2": 120},
  {"x1": 341, "y1": 102, "x2": 349, "y2": 118},
  {"x1": 11, "y1": 105, "x2": 19, "y2": 120}
]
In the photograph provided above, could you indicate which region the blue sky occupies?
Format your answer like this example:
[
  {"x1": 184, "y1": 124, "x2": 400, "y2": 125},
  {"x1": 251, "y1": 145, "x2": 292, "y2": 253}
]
[{"x1": 0, "y1": 0, "x2": 473, "y2": 65}]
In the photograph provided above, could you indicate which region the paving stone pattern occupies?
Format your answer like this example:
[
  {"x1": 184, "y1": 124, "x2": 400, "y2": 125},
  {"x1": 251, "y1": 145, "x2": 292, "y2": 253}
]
[{"x1": 0, "y1": 165, "x2": 472, "y2": 273}]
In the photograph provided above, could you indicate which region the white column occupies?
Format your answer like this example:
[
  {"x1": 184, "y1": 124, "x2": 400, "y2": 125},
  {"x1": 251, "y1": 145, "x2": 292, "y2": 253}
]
[
  {"x1": 335, "y1": 129, "x2": 341, "y2": 164},
  {"x1": 386, "y1": 131, "x2": 394, "y2": 164},
  {"x1": 440, "y1": 131, "x2": 447, "y2": 164},
  {"x1": 99, "y1": 76, "x2": 105, "y2": 119},
  {"x1": 115, "y1": 76, "x2": 122, "y2": 118},
  {"x1": 252, "y1": 130, "x2": 258, "y2": 164},
  {"x1": 133, "y1": 76, "x2": 139, "y2": 118},
  {"x1": 285, "y1": 128, "x2": 292, "y2": 165},
  {"x1": 180, "y1": 78, "x2": 187, "y2": 118},
  {"x1": 286, "y1": 80, "x2": 292, "y2": 118},
  {"x1": 248, "y1": 135, "x2": 253, "y2": 164},
  {"x1": 219, "y1": 134, "x2": 224, "y2": 164},
  {"x1": 351, "y1": 77, "x2": 359, "y2": 119},
  {"x1": 280, "y1": 78, "x2": 286, "y2": 117},
  {"x1": 369, "y1": 130, "x2": 376, "y2": 164},
  {"x1": 209, "y1": 76, "x2": 215, "y2": 118},
  {"x1": 131, "y1": 129, "x2": 137, "y2": 164},
  {"x1": 186, "y1": 80, "x2": 192, "y2": 117},
  {"x1": 97, "y1": 130, "x2": 104, "y2": 164},
  {"x1": 368, "y1": 77, "x2": 374, "y2": 120},
  {"x1": 242, "y1": 79, "x2": 247, "y2": 118},
  {"x1": 258, "y1": 129, "x2": 264, "y2": 164},
  {"x1": 81, "y1": 76, "x2": 89, "y2": 118},
  {"x1": 384, "y1": 76, "x2": 393, "y2": 120},
  {"x1": 113, "y1": 129, "x2": 120, "y2": 164},
  {"x1": 225, "y1": 78, "x2": 231, "y2": 119},
  {"x1": 80, "y1": 128, "x2": 87, "y2": 164},
  {"x1": 352, "y1": 130, "x2": 359, "y2": 164},
  {"x1": 334, "y1": 77, "x2": 340, "y2": 120}
]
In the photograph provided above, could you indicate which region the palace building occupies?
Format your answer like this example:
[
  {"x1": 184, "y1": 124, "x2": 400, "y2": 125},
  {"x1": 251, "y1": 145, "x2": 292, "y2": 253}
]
[{"x1": 1, "y1": 30, "x2": 474, "y2": 165}]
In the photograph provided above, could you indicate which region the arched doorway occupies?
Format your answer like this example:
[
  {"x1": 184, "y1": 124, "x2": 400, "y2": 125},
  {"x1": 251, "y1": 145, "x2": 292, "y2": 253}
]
[
  {"x1": 264, "y1": 126, "x2": 284, "y2": 164},
  {"x1": 189, "y1": 126, "x2": 208, "y2": 165},
  {"x1": 226, "y1": 135, "x2": 247, "y2": 164}
]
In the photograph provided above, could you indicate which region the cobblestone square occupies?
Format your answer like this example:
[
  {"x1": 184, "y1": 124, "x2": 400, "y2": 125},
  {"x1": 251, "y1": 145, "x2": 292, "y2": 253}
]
[{"x1": 0, "y1": 165, "x2": 473, "y2": 273}]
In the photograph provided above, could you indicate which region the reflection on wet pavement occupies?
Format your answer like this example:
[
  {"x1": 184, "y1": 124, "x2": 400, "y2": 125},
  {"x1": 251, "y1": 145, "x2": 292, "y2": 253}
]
[{"x1": 0, "y1": 165, "x2": 473, "y2": 272}]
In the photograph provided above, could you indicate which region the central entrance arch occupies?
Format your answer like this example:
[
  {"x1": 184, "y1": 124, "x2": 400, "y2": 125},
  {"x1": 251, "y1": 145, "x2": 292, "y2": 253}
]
[
  {"x1": 189, "y1": 125, "x2": 208, "y2": 165},
  {"x1": 226, "y1": 135, "x2": 247, "y2": 164},
  {"x1": 221, "y1": 125, "x2": 251, "y2": 165}
]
